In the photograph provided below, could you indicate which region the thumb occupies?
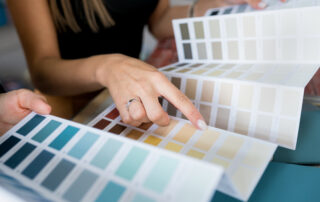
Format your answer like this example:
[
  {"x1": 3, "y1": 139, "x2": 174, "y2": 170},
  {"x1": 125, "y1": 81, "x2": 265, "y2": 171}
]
[{"x1": 17, "y1": 89, "x2": 51, "y2": 115}]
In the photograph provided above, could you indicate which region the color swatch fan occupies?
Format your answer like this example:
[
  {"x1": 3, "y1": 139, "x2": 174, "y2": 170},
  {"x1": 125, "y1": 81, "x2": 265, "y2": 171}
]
[{"x1": 159, "y1": 6, "x2": 320, "y2": 149}]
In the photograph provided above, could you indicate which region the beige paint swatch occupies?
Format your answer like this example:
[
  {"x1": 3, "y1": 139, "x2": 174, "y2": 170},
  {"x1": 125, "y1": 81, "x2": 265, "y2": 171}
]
[
  {"x1": 216, "y1": 136, "x2": 244, "y2": 159},
  {"x1": 238, "y1": 85, "x2": 254, "y2": 109},
  {"x1": 173, "y1": 123, "x2": 197, "y2": 144},
  {"x1": 201, "y1": 80, "x2": 214, "y2": 102},
  {"x1": 215, "y1": 108, "x2": 230, "y2": 130},
  {"x1": 219, "y1": 83, "x2": 233, "y2": 106},
  {"x1": 194, "y1": 130, "x2": 220, "y2": 151},
  {"x1": 234, "y1": 111, "x2": 251, "y2": 135},
  {"x1": 186, "y1": 79, "x2": 197, "y2": 100}
]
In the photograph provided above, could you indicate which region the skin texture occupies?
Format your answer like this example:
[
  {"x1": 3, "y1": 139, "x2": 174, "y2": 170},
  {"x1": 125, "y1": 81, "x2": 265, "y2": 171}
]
[
  {"x1": 6, "y1": 0, "x2": 284, "y2": 129},
  {"x1": 0, "y1": 89, "x2": 51, "y2": 135}
]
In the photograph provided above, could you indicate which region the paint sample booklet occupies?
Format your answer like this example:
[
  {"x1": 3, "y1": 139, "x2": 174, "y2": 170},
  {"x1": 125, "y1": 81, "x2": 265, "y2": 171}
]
[
  {"x1": 160, "y1": 5, "x2": 320, "y2": 150},
  {"x1": 0, "y1": 113, "x2": 223, "y2": 202}
]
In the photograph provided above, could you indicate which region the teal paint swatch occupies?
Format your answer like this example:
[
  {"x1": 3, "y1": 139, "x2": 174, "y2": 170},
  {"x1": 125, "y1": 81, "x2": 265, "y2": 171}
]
[
  {"x1": 63, "y1": 170, "x2": 98, "y2": 202},
  {"x1": 115, "y1": 147, "x2": 149, "y2": 181},
  {"x1": 95, "y1": 181, "x2": 125, "y2": 202},
  {"x1": 4, "y1": 143, "x2": 36, "y2": 169},
  {"x1": 132, "y1": 193, "x2": 155, "y2": 202},
  {"x1": 22, "y1": 150, "x2": 54, "y2": 179},
  {"x1": 212, "y1": 162, "x2": 320, "y2": 202},
  {"x1": 41, "y1": 159, "x2": 75, "y2": 191},
  {"x1": 32, "y1": 120, "x2": 61, "y2": 143},
  {"x1": 90, "y1": 138, "x2": 123, "y2": 169},
  {"x1": 16, "y1": 114, "x2": 45, "y2": 136},
  {"x1": 68, "y1": 132, "x2": 99, "y2": 159},
  {"x1": 0, "y1": 136, "x2": 20, "y2": 158},
  {"x1": 49, "y1": 126, "x2": 79, "y2": 150},
  {"x1": 143, "y1": 156, "x2": 179, "y2": 193}
]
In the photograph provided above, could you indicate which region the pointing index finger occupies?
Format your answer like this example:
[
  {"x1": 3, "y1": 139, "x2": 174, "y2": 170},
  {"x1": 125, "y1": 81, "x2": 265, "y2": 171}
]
[{"x1": 156, "y1": 78, "x2": 207, "y2": 130}]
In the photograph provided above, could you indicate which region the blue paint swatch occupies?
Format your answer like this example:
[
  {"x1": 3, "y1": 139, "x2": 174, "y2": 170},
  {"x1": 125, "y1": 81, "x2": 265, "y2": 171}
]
[
  {"x1": 68, "y1": 132, "x2": 98, "y2": 159},
  {"x1": 49, "y1": 126, "x2": 79, "y2": 150},
  {"x1": 0, "y1": 136, "x2": 20, "y2": 158},
  {"x1": 22, "y1": 150, "x2": 54, "y2": 179},
  {"x1": 63, "y1": 170, "x2": 98, "y2": 202},
  {"x1": 115, "y1": 147, "x2": 149, "y2": 181},
  {"x1": 90, "y1": 138, "x2": 123, "y2": 169},
  {"x1": 132, "y1": 193, "x2": 155, "y2": 202},
  {"x1": 32, "y1": 120, "x2": 61, "y2": 143},
  {"x1": 16, "y1": 114, "x2": 45, "y2": 136},
  {"x1": 4, "y1": 143, "x2": 36, "y2": 169},
  {"x1": 95, "y1": 181, "x2": 126, "y2": 202},
  {"x1": 41, "y1": 159, "x2": 75, "y2": 191},
  {"x1": 143, "y1": 156, "x2": 179, "y2": 193}
]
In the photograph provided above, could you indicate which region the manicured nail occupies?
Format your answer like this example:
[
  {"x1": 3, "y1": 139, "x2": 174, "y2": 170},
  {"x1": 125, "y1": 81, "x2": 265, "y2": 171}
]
[
  {"x1": 258, "y1": 2, "x2": 267, "y2": 9},
  {"x1": 197, "y1": 119, "x2": 208, "y2": 131}
]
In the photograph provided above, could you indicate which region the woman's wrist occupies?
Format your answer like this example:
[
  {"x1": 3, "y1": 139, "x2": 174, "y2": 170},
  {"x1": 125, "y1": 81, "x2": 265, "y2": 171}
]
[{"x1": 93, "y1": 53, "x2": 126, "y2": 88}]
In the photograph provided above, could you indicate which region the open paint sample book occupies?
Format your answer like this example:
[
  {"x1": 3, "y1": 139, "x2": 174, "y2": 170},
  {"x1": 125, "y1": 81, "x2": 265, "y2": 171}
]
[{"x1": 0, "y1": 2, "x2": 320, "y2": 202}]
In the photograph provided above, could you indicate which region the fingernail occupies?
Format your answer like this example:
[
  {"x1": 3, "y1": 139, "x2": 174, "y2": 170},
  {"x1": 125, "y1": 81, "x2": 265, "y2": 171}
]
[
  {"x1": 258, "y1": 2, "x2": 267, "y2": 9},
  {"x1": 197, "y1": 119, "x2": 208, "y2": 131}
]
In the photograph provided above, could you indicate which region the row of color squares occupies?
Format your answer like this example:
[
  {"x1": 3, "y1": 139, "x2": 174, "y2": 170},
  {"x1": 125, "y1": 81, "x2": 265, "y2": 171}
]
[
  {"x1": 161, "y1": 62, "x2": 319, "y2": 88},
  {"x1": 89, "y1": 105, "x2": 277, "y2": 200},
  {"x1": 0, "y1": 113, "x2": 222, "y2": 202},
  {"x1": 175, "y1": 8, "x2": 320, "y2": 61}
]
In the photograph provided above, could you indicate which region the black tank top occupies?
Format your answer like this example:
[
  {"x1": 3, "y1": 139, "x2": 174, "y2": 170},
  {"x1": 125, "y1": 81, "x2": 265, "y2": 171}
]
[{"x1": 54, "y1": 0, "x2": 159, "y2": 59}]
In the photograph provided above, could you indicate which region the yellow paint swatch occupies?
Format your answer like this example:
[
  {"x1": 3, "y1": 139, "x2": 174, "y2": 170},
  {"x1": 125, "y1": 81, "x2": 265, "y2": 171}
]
[
  {"x1": 208, "y1": 70, "x2": 225, "y2": 77},
  {"x1": 126, "y1": 130, "x2": 144, "y2": 140},
  {"x1": 194, "y1": 130, "x2": 220, "y2": 151},
  {"x1": 187, "y1": 149, "x2": 205, "y2": 159},
  {"x1": 173, "y1": 124, "x2": 197, "y2": 144},
  {"x1": 165, "y1": 142, "x2": 183, "y2": 153},
  {"x1": 154, "y1": 119, "x2": 178, "y2": 137},
  {"x1": 242, "y1": 143, "x2": 274, "y2": 168},
  {"x1": 144, "y1": 135, "x2": 162, "y2": 146},
  {"x1": 216, "y1": 136, "x2": 244, "y2": 159},
  {"x1": 192, "y1": 69, "x2": 208, "y2": 75},
  {"x1": 212, "y1": 157, "x2": 230, "y2": 169}
]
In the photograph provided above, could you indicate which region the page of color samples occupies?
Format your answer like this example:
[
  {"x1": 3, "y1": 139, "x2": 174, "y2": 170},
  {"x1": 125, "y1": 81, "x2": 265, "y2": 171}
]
[
  {"x1": 159, "y1": 6, "x2": 320, "y2": 149},
  {"x1": 89, "y1": 104, "x2": 277, "y2": 201},
  {"x1": 0, "y1": 113, "x2": 223, "y2": 202}
]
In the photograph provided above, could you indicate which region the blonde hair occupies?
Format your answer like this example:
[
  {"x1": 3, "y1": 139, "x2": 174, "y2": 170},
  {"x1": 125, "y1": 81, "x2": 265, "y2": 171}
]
[{"x1": 49, "y1": 0, "x2": 115, "y2": 33}]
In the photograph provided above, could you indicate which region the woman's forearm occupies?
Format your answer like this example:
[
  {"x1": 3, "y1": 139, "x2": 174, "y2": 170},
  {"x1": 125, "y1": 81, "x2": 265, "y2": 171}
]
[{"x1": 30, "y1": 54, "x2": 112, "y2": 96}]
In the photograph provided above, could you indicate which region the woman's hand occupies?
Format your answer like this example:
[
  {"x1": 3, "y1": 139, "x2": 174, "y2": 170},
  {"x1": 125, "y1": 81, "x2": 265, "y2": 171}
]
[
  {"x1": 95, "y1": 54, "x2": 207, "y2": 130},
  {"x1": 0, "y1": 89, "x2": 51, "y2": 135}
]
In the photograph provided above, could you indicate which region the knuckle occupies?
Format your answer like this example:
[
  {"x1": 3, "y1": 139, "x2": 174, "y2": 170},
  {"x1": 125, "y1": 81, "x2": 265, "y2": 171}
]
[
  {"x1": 151, "y1": 71, "x2": 167, "y2": 82},
  {"x1": 131, "y1": 109, "x2": 146, "y2": 121},
  {"x1": 121, "y1": 114, "x2": 132, "y2": 124},
  {"x1": 149, "y1": 110, "x2": 165, "y2": 123}
]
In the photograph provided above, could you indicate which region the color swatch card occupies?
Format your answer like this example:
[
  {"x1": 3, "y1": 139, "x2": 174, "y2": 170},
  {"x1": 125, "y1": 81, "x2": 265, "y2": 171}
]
[
  {"x1": 159, "y1": 6, "x2": 320, "y2": 149},
  {"x1": 0, "y1": 113, "x2": 224, "y2": 202},
  {"x1": 88, "y1": 104, "x2": 277, "y2": 201}
]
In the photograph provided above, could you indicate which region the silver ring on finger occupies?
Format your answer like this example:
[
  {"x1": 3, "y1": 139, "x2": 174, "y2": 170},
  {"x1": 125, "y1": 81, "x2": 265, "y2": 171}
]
[{"x1": 126, "y1": 97, "x2": 141, "y2": 110}]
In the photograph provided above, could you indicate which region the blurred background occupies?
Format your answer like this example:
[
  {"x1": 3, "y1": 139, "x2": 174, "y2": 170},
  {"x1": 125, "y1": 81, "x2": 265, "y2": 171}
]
[{"x1": 0, "y1": 0, "x2": 193, "y2": 92}]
